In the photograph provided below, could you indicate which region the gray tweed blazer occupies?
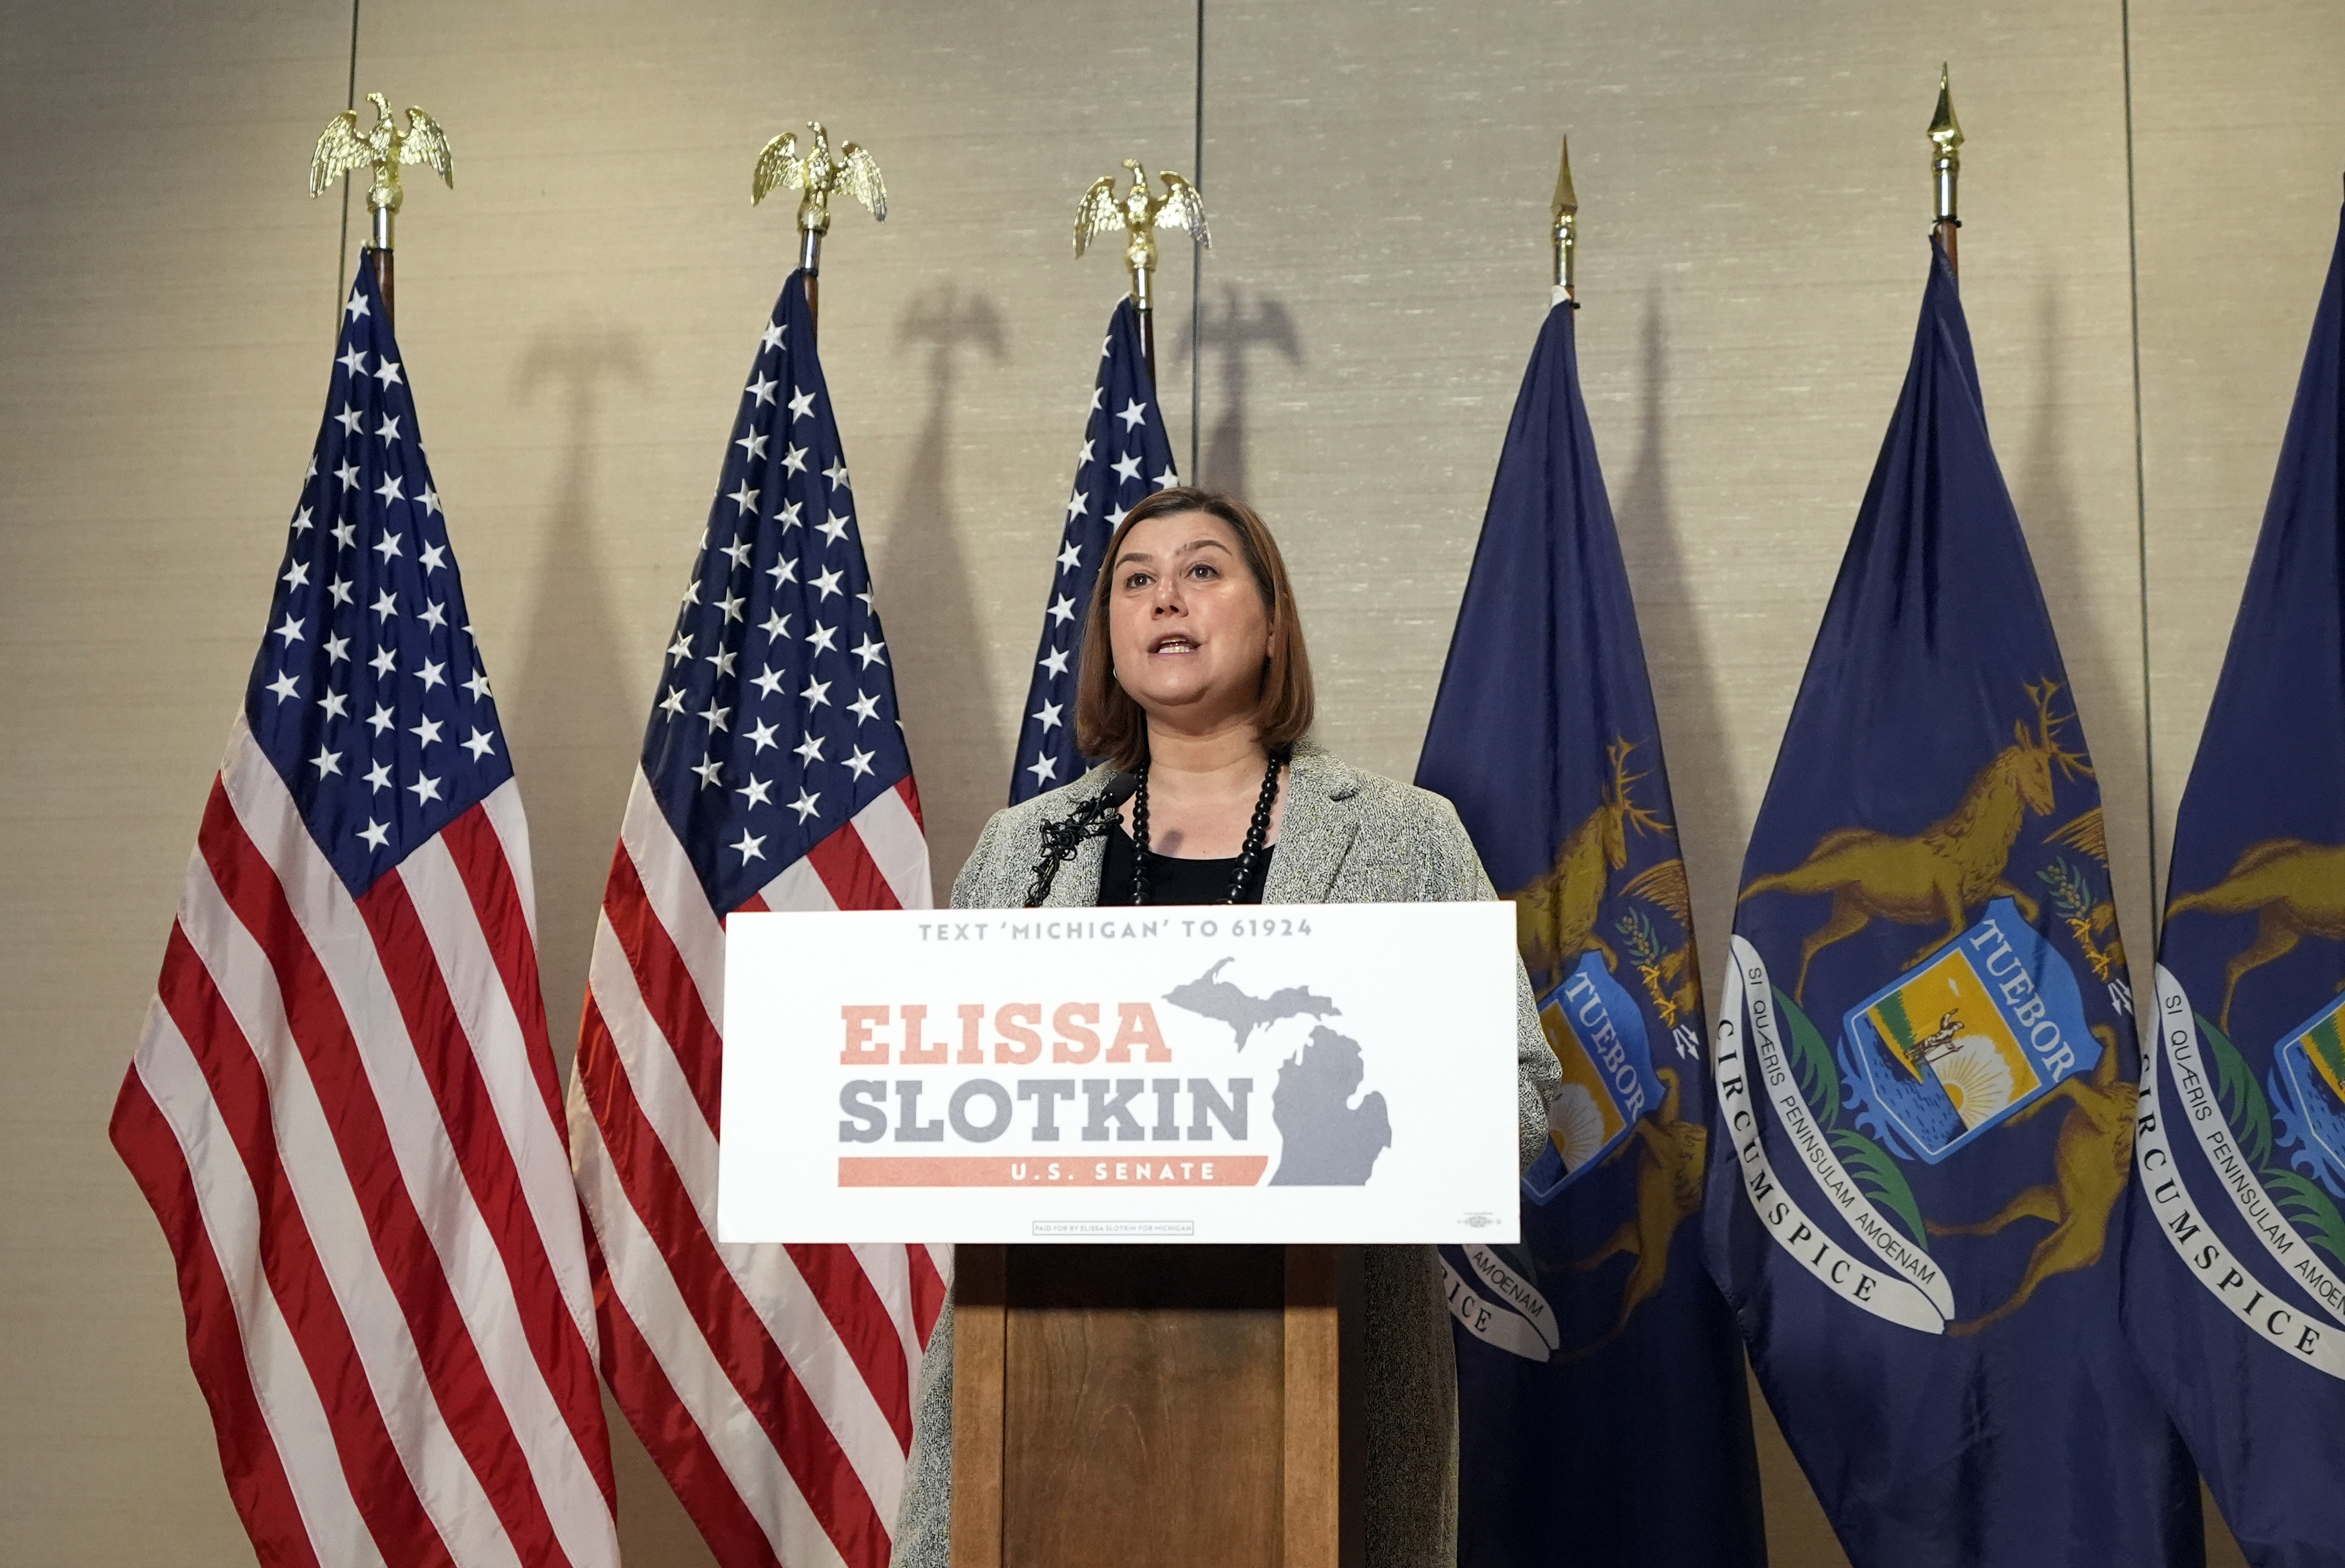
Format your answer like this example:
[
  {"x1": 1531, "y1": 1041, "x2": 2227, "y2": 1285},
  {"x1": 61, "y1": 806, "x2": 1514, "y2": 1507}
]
[{"x1": 889, "y1": 744, "x2": 1560, "y2": 1568}]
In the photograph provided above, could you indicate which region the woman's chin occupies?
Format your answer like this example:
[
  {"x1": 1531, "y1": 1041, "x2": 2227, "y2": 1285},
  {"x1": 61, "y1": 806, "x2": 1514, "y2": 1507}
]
[{"x1": 1130, "y1": 685, "x2": 1249, "y2": 729}]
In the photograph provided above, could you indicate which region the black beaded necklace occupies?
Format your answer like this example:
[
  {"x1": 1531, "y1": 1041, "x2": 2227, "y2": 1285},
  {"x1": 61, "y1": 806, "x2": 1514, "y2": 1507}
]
[{"x1": 1128, "y1": 748, "x2": 1287, "y2": 906}]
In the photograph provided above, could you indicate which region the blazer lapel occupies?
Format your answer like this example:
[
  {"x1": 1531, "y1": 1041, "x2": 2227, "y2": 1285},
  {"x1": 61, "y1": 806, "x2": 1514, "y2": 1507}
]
[{"x1": 1260, "y1": 745, "x2": 1361, "y2": 905}]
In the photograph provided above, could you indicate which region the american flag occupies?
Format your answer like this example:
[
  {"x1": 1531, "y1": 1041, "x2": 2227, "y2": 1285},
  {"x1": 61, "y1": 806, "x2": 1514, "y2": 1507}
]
[
  {"x1": 1007, "y1": 297, "x2": 1177, "y2": 802},
  {"x1": 569, "y1": 270, "x2": 941, "y2": 1568},
  {"x1": 109, "y1": 257, "x2": 619, "y2": 1568}
]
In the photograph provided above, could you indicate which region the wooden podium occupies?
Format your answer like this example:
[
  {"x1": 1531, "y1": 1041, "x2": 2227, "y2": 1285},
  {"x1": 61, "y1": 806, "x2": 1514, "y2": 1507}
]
[{"x1": 949, "y1": 1243, "x2": 1362, "y2": 1568}]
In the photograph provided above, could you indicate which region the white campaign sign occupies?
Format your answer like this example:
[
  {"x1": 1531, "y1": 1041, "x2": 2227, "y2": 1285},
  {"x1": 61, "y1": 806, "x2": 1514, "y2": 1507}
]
[{"x1": 716, "y1": 903, "x2": 1523, "y2": 1244}]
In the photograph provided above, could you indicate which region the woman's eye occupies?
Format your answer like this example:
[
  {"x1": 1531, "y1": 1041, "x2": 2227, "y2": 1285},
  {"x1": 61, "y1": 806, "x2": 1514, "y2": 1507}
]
[
  {"x1": 1123, "y1": 571, "x2": 1150, "y2": 590},
  {"x1": 1187, "y1": 562, "x2": 1218, "y2": 579}
]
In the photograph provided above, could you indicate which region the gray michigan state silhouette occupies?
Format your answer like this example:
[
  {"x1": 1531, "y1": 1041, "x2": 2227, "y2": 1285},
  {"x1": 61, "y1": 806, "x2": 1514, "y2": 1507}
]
[
  {"x1": 1268, "y1": 1026, "x2": 1391, "y2": 1186},
  {"x1": 1162, "y1": 960, "x2": 1386, "y2": 1184},
  {"x1": 1162, "y1": 957, "x2": 1338, "y2": 1051}
]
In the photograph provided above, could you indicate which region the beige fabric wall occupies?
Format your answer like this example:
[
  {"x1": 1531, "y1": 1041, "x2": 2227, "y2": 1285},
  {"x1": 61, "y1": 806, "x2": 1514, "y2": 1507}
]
[{"x1": 3, "y1": 1, "x2": 2335, "y2": 1563}]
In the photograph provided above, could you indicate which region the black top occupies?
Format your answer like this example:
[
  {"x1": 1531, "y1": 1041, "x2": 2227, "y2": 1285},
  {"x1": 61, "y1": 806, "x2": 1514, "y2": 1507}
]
[{"x1": 1095, "y1": 822, "x2": 1273, "y2": 906}]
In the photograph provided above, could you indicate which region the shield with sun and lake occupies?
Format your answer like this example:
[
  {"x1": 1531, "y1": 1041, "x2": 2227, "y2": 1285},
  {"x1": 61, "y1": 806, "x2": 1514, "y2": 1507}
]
[
  {"x1": 1841, "y1": 897, "x2": 2101, "y2": 1163},
  {"x1": 1538, "y1": 951, "x2": 1666, "y2": 1184},
  {"x1": 2274, "y1": 993, "x2": 2345, "y2": 1187}
]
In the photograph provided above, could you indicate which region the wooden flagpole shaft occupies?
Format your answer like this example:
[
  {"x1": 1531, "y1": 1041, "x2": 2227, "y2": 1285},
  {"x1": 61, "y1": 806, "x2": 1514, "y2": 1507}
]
[{"x1": 371, "y1": 248, "x2": 394, "y2": 327}]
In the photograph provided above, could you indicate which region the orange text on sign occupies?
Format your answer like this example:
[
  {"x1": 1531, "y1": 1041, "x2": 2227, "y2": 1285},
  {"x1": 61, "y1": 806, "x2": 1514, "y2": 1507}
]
[{"x1": 839, "y1": 1001, "x2": 1172, "y2": 1065}]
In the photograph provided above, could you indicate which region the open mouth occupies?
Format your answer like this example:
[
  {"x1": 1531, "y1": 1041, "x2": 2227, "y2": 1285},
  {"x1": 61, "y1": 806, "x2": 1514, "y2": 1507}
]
[{"x1": 1148, "y1": 633, "x2": 1198, "y2": 654}]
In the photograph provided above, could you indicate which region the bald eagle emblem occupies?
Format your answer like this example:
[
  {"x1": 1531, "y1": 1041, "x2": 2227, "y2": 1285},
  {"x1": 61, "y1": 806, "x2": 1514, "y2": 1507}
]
[
  {"x1": 752, "y1": 122, "x2": 887, "y2": 235},
  {"x1": 310, "y1": 92, "x2": 453, "y2": 222}
]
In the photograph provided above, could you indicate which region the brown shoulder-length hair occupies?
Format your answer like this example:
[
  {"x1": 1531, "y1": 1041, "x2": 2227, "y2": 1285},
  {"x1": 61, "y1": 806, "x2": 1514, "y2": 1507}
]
[{"x1": 1075, "y1": 487, "x2": 1314, "y2": 772}]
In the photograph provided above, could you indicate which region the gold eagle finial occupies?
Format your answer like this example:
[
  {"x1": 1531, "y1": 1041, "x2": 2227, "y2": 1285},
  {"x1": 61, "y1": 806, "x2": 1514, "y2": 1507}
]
[
  {"x1": 309, "y1": 92, "x2": 453, "y2": 250},
  {"x1": 752, "y1": 122, "x2": 888, "y2": 235},
  {"x1": 1074, "y1": 160, "x2": 1209, "y2": 310}
]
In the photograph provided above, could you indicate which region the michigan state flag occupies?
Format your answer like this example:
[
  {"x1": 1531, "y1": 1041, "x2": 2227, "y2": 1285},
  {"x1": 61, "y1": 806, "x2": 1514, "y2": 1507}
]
[
  {"x1": 1705, "y1": 238, "x2": 2202, "y2": 1566},
  {"x1": 2125, "y1": 207, "x2": 2345, "y2": 1566},
  {"x1": 1417, "y1": 298, "x2": 1764, "y2": 1567}
]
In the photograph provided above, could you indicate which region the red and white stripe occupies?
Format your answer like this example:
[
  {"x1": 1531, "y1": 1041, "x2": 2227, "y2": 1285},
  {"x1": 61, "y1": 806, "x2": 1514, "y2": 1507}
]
[
  {"x1": 571, "y1": 769, "x2": 947, "y2": 1568},
  {"x1": 111, "y1": 715, "x2": 618, "y2": 1568}
]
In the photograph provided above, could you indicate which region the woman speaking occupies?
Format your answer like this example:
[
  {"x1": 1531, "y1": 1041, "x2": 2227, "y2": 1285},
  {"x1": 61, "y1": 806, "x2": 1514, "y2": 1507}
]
[{"x1": 892, "y1": 488, "x2": 1559, "y2": 1568}]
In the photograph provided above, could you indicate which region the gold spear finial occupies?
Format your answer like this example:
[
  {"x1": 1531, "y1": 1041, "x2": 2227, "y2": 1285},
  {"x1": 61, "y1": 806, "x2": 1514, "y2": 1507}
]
[
  {"x1": 1929, "y1": 64, "x2": 1963, "y2": 228},
  {"x1": 310, "y1": 92, "x2": 453, "y2": 254},
  {"x1": 1551, "y1": 136, "x2": 1579, "y2": 303},
  {"x1": 752, "y1": 122, "x2": 887, "y2": 281}
]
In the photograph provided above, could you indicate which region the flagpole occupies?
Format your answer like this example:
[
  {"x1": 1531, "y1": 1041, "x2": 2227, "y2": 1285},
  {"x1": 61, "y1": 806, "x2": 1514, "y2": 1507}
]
[
  {"x1": 1552, "y1": 136, "x2": 1578, "y2": 307},
  {"x1": 801, "y1": 225, "x2": 822, "y2": 329},
  {"x1": 372, "y1": 209, "x2": 396, "y2": 329},
  {"x1": 1135, "y1": 260, "x2": 1156, "y2": 388},
  {"x1": 1929, "y1": 65, "x2": 1963, "y2": 277}
]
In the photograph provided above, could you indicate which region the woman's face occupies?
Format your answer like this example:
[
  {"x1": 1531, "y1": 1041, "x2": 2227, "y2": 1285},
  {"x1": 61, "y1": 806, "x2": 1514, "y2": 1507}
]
[{"x1": 1105, "y1": 509, "x2": 1274, "y2": 736}]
